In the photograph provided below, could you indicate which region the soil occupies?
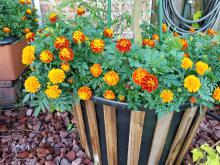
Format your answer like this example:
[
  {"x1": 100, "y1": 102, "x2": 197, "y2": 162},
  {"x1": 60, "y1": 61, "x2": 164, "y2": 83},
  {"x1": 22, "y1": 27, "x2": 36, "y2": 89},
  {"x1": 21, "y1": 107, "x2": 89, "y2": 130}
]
[{"x1": 0, "y1": 107, "x2": 93, "y2": 165}]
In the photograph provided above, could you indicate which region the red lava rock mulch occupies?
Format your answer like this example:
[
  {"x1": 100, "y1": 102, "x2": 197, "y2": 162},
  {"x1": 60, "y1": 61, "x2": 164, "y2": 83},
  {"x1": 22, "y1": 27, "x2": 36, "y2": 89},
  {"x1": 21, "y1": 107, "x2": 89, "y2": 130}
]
[
  {"x1": 183, "y1": 106, "x2": 220, "y2": 164},
  {"x1": 0, "y1": 107, "x2": 93, "y2": 165}
]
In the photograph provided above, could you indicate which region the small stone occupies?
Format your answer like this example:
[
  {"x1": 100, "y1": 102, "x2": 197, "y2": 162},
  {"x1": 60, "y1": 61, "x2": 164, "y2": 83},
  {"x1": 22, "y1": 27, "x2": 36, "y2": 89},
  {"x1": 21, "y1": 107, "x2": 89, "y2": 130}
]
[
  {"x1": 54, "y1": 156, "x2": 61, "y2": 165},
  {"x1": 36, "y1": 147, "x2": 53, "y2": 159},
  {"x1": 18, "y1": 151, "x2": 30, "y2": 159},
  {"x1": 25, "y1": 157, "x2": 38, "y2": 165},
  {"x1": 65, "y1": 151, "x2": 76, "y2": 161},
  {"x1": 46, "y1": 154, "x2": 53, "y2": 161},
  {"x1": 45, "y1": 161, "x2": 56, "y2": 165},
  {"x1": 17, "y1": 124, "x2": 26, "y2": 130},
  {"x1": 12, "y1": 132, "x2": 22, "y2": 140},
  {"x1": 60, "y1": 158, "x2": 71, "y2": 165},
  {"x1": 26, "y1": 109, "x2": 33, "y2": 116},
  {"x1": 1, "y1": 135, "x2": 12, "y2": 143},
  {"x1": 71, "y1": 158, "x2": 82, "y2": 165},
  {"x1": 33, "y1": 121, "x2": 42, "y2": 131},
  {"x1": 76, "y1": 150, "x2": 85, "y2": 158},
  {"x1": 45, "y1": 113, "x2": 53, "y2": 122}
]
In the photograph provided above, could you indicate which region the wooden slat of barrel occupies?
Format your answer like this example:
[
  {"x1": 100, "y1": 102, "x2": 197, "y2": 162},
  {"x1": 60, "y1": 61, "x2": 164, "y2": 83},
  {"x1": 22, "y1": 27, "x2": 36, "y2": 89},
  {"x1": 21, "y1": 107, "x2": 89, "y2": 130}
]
[
  {"x1": 85, "y1": 100, "x2": 102, "y2": 165},
  {"x1": 127, "y1": 111, "x2": 146, "y2": 165},
  {"x1": 74, "y1": 103, "x2": 91, "y2": 158},
  {"x1": 175, "y1": 106, "x2": 207, "y2": 164},
  {"x1": 165, "y1": 106, "x2": 198, "y2": 165},
  {"x1": 103, "y1": 105, "x2": 118, "y2": 165},
  {"x1": 147, "y1": 112, "x2": 174, "y2": 165}
]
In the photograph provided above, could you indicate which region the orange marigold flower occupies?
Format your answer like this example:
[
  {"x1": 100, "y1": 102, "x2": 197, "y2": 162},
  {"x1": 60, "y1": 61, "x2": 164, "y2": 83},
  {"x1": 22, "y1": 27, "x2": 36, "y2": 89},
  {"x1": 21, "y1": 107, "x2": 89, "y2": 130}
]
[
  {"x1": 207, "y1": 29, "x2": 217, "y2": 36},
  {"x1": 26, "y1": 9, "x2": 32, "y2": 15},
  {"x1": 116, "y1": 38, "x2": 132, "y2": 53},
  {"x1": 189, "y1": 27, "x2": 195, "y2": 33},
  {"x1": 24, "y1": 76, "x2": 41, "y2": 93},
  {"x1": 72, "y1": 30, "x2": 85, "y2": 44},
  {"x1": 45, "y1": 85, "x2": 61, "y2": 99},
  {"x1": 162, "y1": 23, "x2": 168, "y2": 32},
  {"x1": 49, "y1": 12, "x2": 58, "y2": 23},
  {"x1": 77, "y1": 7, "x2": 85, "y2": 16},
  {"x1": 213, "y1": 87, "x2": 220, "y2": 102},
  {"x1": 103, "y1": 28, "x2": 114, "y2": 38},
  {"x1": 78, "y1": 86, "x2": 92, "y2": 100},
  {"x1": 54, "y1": 36, "x2": 70, "y2": 49},
  {"x1": 103, "y1": 90, "x2": 115, "y2": 100},
  {"x1": 173, "y1": 32, "x2": 179, "y2": 37},
  {"x1": 190, "y1": 97, "x2": 197, "y2": 104},
  {"x1": 141, "y1": 74, "x2": 159, "y2": 93},
  {"x1": 160, "y1": 89, "x2": 174, "y2": 103},
  {"x1": 195, "y1": 61, "x2": 209, "y2": 75},
  {"x1": 59, "y1": 48, "x2": 74, "y2": 61},
  {"x1": 90, "y1": 64, "x2": 102, "y2": 78},
  {"x1": 142, "y1": 39, "x2": 155, "y2": 48},
  {"x1": 26, "y1": 32, "x2": 35, "y2": 42},
  {"x1": 3, "y1": 27, "x2": 10, "y2": 33},
  {"x1": 181, "y1": 57, "x2": 193, "y2": 70},
  {"x1": 26, "y1": 0, "x2": 31, "y2": 4},
  {"x1": 39, "y1": 50, "x2": 54, "y2": 64},
  {"x1": 24, "y1": 28, "x2": 30, "y2": 33},
  {"x1": 183, "y1": 52, "x2": 190, "y2": 58},
  {"x1": 90, "y1": 39, "x2": 105, "y2": 54},
  {"x1": 61, "y1": 63, "x2": 70, "y2": 72},
  {"x1": 132, "y1": 68, "x2": 149, "y2": 86},
  {"x1": 103, "y1": 71, "x2": 120, "y2": 86},
  {"x1": 152, "y1": 34, "x2": 159, "y2": 41},
  {"x1": 180, "y1": 38, "x2": 188, "y2": 50}
]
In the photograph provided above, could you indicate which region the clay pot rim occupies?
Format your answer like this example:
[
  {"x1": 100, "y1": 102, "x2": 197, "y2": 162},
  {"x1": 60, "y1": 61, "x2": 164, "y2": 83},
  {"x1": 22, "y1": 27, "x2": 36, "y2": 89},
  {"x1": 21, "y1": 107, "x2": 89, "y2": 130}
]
[{"x1": 0, "y1": 36, "x2": 19, "y2": 46}]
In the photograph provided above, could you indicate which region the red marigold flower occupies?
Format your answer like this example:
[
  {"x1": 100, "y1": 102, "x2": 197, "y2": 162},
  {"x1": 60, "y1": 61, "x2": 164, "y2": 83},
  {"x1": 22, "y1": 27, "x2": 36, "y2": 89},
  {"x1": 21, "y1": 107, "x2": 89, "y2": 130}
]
[
  {"x1": 190, "y1": 97, "x2": 197, "y2": 104},
  {"x1": 142, "y1": 39, "x2": 155, "y2": 48},
  {"x1": 77, "y1": 7, "x2": 85, "y2": 16},
  {"x1": 54, "y1": 36, "x2": 70, "y2": 49},
  {"x1": 132, "y1": 68, "x2": 149, "y2": 86},
  {"x1": 152, "y1": 34, "x2": 159, "y2": 41},
  {"x1": 90, "y1": 39, "x2": 105, "y2": 54},
  {"x1": 180, "y1": 38, "x2": 188, "y2": 50},
  {"x1": 162, "y1": 24, "x2": 168, "y2": 32},
  {"x1": 49, "y1": 12, "x2": 58, "y2": 23},
  {"x1": 116, "y1": 38, "x2": 132, "y2": 53},
  {"x1": 26, "y1": 32, "x2": 35, "y2": 42},
  {"x1": 72, "y1": 30, "x2": 85, "y2": 44},
  {"x1": 103, "y1": 28, "x2": 114, "y2": 38},
  {"x1": 140, "y1": 74, "x2": 159, "y2": 93},
  {"x1": 59, "y1": 48, "x2": 74, "y2": 61}
]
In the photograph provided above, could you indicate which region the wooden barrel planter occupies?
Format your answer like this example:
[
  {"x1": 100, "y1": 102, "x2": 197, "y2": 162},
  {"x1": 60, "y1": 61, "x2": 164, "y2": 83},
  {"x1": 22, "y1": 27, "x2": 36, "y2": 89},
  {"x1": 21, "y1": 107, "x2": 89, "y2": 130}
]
[{"x1": 73, "y1": 97, "x2": 207, "y2": 165}]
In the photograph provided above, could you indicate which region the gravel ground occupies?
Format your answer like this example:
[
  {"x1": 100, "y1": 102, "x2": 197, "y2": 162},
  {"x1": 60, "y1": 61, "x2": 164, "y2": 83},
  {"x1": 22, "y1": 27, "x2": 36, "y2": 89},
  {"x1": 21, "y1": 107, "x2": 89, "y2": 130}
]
[{"x1": 0, "y1": 107, "x2": 93, "y2": 165}]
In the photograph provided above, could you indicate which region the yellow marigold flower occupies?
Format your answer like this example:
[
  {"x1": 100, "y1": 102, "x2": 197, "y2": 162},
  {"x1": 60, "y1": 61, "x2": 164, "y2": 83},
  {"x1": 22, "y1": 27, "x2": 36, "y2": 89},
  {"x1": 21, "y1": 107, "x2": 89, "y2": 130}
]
[
  {"x1": 35, "y1": 18, "x2": 39, "y2": 22},
  {"x1": 162, "y1": 24, "x2": 168, "y2": 32},
  {"x1": 181, "y1": 57, "x2": 193, "y2": 70},
  {"x1": 3, "y1": 27, "x2": 10, "y2": 33},
  {"x1": 48, "y1": 69, "x2": 65, "y2": 84},
  {"x1": 103, "y1": 71, "x2": 120, "y2": 86},
  {"x1": 103, "y1": 90, "x2": 115, "y2": 100},
  {"x1": 24, "y1": 76, "x2": 41, "y2": 93},
  {"x1": 103, "y1": 28, "x2": 114, "y2": 38},
  {"x1": 90, "y1": 39, "x2": 105, "y2": 54},
  {"x1": 39, "y1": 50, "x2": 54, "y2": 64},
  {"x1": 26, "y1": 32, "x2": 35, "y2": 42},
  {"x1": 195, "y1": 61, "x2": 209, "y2": 75},
  {"x1": 77, "y1": 7, "x2": 85, "y2": 16},
  {"x1": 78, "y1": 86, "x2": 92, "y2": 100},
  {"x1": 184, "y1": 75, "x2": 201, "y2": 93},
  {"x1": 72, "y1": 30, "x2": 85, "y2": 44},
  {"x1": 26, "y1": 9, "x2": 32, "y2": 15},
  {"x1": 213, "y1": 87, "x2": 220, "y2": 102},
  {"x1": 22, "y1": 46, "x2": 35, "y2": 65},
  {"x1": 118, "y1": 95, "x2": 125, "y2": 102},
  {"x1": 45, "y1": 85, "x2": 61, "y2": 99},
  {"x1": 26, "y1": 0, "x2": 31, "y2": 4},
  {"x1": 61, "y1": 63, "x2": 70, "y2": 72},
  {"x1": 90, "y1": 64, "x2": 102, "y2": 77},
  {"x1": 160, "y1": 89, "x2": 174, "y2": 103},
  {"x1": 19, "y1": 0, "x2": 25, "y2": 4}
]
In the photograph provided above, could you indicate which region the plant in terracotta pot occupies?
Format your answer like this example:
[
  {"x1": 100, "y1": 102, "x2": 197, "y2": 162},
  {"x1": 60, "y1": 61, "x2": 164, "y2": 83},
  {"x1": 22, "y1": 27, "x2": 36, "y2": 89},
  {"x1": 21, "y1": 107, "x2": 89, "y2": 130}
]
[
  {"x1": 22, "y1": 2, "x2": 220, "y2": 165},
  {"x1": 0, "y1": 0, "x2": 38, "y2": 80}
]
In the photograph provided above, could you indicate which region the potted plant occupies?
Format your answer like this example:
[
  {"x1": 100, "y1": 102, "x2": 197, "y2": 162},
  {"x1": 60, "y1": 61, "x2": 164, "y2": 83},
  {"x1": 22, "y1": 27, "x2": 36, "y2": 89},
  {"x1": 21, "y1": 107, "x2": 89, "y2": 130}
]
[
  {"x1": 0, "y1": 0, "x2": 38, "y2": 80},
  {"x1": 22, "y1": 2, "x2": 220, "y2": 165}
]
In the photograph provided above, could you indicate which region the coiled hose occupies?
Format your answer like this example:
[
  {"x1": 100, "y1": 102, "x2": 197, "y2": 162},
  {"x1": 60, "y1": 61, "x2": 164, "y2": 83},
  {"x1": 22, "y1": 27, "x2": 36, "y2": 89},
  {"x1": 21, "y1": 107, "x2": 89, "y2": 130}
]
[{"x1": 163, "y1": 0, "x2": 220, "y2": 35}]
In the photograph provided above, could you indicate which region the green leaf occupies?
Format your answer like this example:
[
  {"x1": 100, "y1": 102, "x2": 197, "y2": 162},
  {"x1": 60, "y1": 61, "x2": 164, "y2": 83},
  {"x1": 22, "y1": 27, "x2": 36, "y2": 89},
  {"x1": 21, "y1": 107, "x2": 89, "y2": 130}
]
[
  {"x1": 216, "y1": 145, "x2": 220, "y2": 154},
  {"x1": 191, "y1": 148, "x2": 204, "y2": 162}
]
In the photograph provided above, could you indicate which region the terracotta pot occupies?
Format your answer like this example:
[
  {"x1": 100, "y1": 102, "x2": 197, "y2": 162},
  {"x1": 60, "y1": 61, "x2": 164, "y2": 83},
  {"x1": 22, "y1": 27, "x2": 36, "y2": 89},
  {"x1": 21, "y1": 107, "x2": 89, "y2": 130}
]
[{"x1": 0, "y1": 39, "x2": 27, "y2": 80}]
